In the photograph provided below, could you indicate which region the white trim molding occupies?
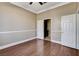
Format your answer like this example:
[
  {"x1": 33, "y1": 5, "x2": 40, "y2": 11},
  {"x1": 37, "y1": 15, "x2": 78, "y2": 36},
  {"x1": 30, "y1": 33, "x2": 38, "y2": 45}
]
[
  {"x1": 10, "y1": 2, "x2": 70, "y2": 14},
  {"x1": 0, "y1": 37, "x2": 36, "y2": 50},
  {"x1": 37, "y1": 38, "x2": 61, "y2": 44},
  {"x1": 37, "y1": 2, "x2": 70, "y2": 14},
  {"x1": 51, "y1": 40, "x2": 61, "y2": 44},
  {"x1": 0, "y1": 38, "x2": 78, "y2": 50},
  {"x1": 0, "y1": 30, "x2": 35, "y2": 34},
  {"x1": 10, "y1": 2, "x2": 37, "y2": 14},
  {"x1": 40, "y1": 39, "x2": 78, "y2": 49}
]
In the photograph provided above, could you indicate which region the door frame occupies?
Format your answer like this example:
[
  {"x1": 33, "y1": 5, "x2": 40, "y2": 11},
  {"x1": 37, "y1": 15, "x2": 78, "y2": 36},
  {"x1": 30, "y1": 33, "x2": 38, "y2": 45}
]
[{"x1": 37, "y1": 18, "x2": 52, "y2": 41}]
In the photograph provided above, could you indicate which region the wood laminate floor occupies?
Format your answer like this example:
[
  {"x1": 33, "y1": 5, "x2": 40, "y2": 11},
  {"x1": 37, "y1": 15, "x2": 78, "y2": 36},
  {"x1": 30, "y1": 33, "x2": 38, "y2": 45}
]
[{"x1": 0, "y1": 39, "x2": 79, "y2": 56}]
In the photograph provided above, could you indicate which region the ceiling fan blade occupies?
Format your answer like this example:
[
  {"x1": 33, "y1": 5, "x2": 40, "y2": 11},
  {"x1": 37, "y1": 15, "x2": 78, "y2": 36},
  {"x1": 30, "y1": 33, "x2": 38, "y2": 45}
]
[
  {"x1": 29, "y1": 2, "x2": 47, "y2": 5},
  {"x1": 39, "y1": 2, "x2": 43, "y2": 5},
  {"x1": 29, "y1": 2, "x2": 33, "y2": 5},
  {"x1": 44, "y1": 2, "x2": 47, "y2": 3}
]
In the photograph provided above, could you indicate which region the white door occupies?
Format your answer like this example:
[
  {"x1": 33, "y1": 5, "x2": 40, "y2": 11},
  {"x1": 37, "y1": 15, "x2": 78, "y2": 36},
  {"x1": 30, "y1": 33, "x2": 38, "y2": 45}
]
[
  {"x1": 61, "y1": 14, "x2": 76, "y2": 48},
  {"x1": 37, "y1": 20, "x2": 44, "y2": 39}
]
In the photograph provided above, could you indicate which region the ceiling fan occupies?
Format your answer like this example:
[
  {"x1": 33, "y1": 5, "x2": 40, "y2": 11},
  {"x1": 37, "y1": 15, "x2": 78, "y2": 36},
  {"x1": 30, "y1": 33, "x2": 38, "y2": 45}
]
[{"x1": 29, "y1": 2, "x2": 47, "y2": 5}]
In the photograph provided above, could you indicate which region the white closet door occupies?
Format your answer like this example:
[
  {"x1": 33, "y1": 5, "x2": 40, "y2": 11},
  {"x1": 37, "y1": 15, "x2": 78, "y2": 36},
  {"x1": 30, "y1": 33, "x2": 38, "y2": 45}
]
[{"x1": 61, "y1": 14, "x2": 76, "y2": 48}]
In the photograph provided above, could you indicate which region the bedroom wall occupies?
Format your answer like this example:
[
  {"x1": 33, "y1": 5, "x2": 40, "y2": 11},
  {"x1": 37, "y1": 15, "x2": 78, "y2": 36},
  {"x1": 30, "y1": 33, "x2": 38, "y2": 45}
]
[
  {"x1": 37, "y1": 2, "x2": 76, "y2": 42},
  {"x1": 0, "y1": 2, "x2": 36, "y2": 46}
]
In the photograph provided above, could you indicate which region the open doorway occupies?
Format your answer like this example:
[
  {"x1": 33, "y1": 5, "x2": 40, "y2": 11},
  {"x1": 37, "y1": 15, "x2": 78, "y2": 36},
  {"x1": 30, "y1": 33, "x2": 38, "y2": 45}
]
[{"x1": 44, "y1": 19, "x2": 51, "y2": 41}]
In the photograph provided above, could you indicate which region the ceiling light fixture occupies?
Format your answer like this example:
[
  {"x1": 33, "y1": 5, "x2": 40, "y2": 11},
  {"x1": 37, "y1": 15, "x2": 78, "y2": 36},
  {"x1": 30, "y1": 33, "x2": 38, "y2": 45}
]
[{"x1": 29, "y1": 2, "x2": 47, "y2": 5}]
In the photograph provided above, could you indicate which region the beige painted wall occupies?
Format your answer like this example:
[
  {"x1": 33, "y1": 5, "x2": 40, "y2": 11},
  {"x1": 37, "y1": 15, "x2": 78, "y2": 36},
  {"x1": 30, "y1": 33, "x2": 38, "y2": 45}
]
[
  {"x1": 37, "y1": 2, "x2": 77, "y2": 42},
  {"x1": 0, "y1": 2, "x2": 36, "y2": 46}
]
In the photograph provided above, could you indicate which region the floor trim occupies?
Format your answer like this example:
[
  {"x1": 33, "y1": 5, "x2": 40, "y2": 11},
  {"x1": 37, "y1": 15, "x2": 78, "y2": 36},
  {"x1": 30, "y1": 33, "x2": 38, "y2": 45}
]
[
  {"x1": 40, "y1": 38, "x2": 78, "y2": 49},
  {"x1": 51, "y1": 40, "x2": 61, "y2": 44},
  {"x1": 46, "y1": 39, "x2": 78, "y2": 49},
  {"x1": 0, "y1": 37, "x2": 36, "y2": 50},
  {"x1": 0, "y1": 37, "x2": 78, "y2": 50}
]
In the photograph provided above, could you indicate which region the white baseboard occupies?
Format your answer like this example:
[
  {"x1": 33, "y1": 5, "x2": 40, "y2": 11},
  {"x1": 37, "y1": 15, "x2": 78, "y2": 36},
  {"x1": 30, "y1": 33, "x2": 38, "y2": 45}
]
[
  {"x1": 41, "y1": 39, "x2": 78, "y2": 49},
  {"x1": 37, "y1": 38, "x2": 61, "y2": 44},
  {"x1": 77, "y1": 47, "x2": 79, "y2": 50},
  {"x1": 52, "y1": 40, "x2": 78, "y2": 49},
  {"x1": 51, "y1": 40, "x2": 61, "y2": 44},
  {"x1": 1, "y1": 37, "x2": 78, "y2": 50},
  {"x1": 0, "y1": 37, "x2": 36, "y2": 50}
]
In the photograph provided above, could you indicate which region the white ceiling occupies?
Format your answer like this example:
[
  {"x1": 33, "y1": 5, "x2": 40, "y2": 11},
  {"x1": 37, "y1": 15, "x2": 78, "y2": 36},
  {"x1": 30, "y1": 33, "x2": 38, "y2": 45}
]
[{"x1": 10, "y1": 2, "x2": 70, "y2": 14}]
